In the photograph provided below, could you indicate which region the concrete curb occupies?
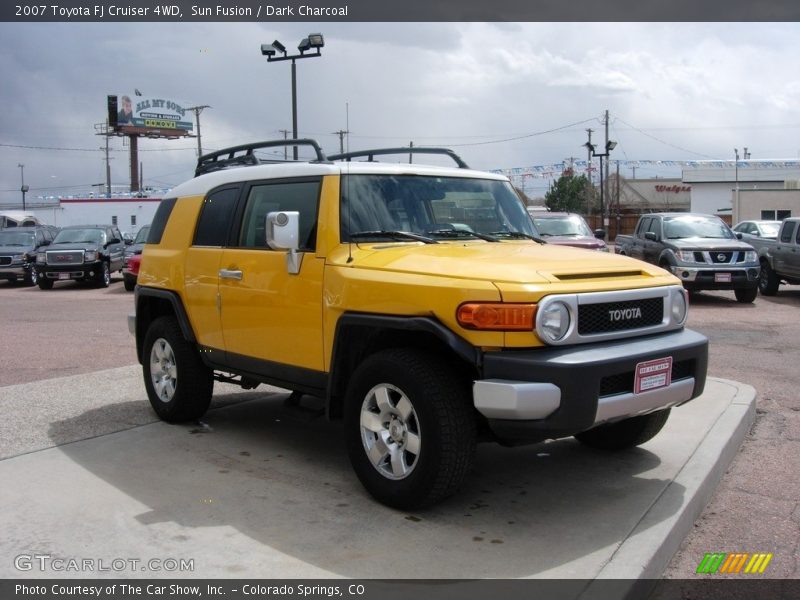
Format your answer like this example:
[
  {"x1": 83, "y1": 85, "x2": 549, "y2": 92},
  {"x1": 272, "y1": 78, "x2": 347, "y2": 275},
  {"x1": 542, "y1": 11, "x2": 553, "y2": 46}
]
[{"x1": 583, "y1": 377, "x2": 756, "y2": 598}]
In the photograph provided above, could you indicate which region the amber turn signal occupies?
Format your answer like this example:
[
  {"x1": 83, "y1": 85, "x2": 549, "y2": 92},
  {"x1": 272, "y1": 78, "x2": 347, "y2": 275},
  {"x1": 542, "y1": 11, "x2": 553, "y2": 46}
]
[{"x1": 457, "y1": 303, "x2": 537, "y2": 331}]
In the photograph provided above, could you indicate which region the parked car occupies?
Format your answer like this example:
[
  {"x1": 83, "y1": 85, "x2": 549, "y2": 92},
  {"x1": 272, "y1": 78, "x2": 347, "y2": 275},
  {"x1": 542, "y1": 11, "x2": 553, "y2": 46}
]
[
  {"x1": 0, "y1": 225, "x2": 58, "y2": 286},
  {"x1": 129, "y1": 138, "x2": 708, "y2": 509},
  {"x1": 529, "y1": 212, "x2": 608, "y2": 251},
  {"x1": 123, "y1": 225, "x2": 151, "y2": 269},
  {"x1": 123, "y1": 253, "x2": 142, "y2": 292},
  {"x1": 732, "y1": 220, "x2": 782, "y2": 241},
  {"x1": 745, "y1": 217, "x2": 800, "y2": 295},
  {"x1": 615, "y1": 213, "x2": 759, "y2": 303},
  {"x1": 35, "y1": 224, "x2": 125, "y2": 289}
]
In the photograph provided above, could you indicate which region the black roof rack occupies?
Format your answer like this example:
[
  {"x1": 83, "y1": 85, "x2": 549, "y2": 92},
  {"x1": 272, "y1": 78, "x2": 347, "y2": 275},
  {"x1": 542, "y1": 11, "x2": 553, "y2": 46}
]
[
  {"x1": 328, "y1": 147, "x2": 470, "y2": 169},
  {"x1": 195, "y1": 139, "x2": 330, "y2": 177}
]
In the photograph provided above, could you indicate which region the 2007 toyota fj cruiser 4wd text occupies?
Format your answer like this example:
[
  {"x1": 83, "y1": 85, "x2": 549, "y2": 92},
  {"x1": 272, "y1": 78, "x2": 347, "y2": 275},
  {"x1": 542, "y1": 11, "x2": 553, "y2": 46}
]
[{"x1": 129, "y1": 139, "x2": 709, "y2": 509}]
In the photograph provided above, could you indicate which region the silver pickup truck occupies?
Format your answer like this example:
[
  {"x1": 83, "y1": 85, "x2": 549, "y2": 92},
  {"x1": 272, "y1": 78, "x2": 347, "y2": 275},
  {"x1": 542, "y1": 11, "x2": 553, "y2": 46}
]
[{"x1": 747, "y1": 217, "x2": 800, "y2": 295}]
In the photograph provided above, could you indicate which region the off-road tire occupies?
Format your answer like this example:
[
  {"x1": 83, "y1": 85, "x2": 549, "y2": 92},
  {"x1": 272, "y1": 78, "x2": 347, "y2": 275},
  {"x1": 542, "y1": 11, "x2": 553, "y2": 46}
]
[
  {"x1": 344, "y1": 348, "x2": 476, "y2": 509},
  {"x1": 574, "y1": 408, "x2": 671, "y2": 450},
  {"x1": 142, "y1": 316, "x2": 213, "y2": 423},
  {"x1": 758, "y1": 260, "x2": 780, "y2": 296}
]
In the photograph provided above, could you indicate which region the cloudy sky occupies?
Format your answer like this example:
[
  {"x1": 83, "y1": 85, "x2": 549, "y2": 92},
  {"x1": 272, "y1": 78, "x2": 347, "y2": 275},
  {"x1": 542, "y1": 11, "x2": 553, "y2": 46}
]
[{"x1": 2, "y1": 21, "x2": 800, "y2": 204}]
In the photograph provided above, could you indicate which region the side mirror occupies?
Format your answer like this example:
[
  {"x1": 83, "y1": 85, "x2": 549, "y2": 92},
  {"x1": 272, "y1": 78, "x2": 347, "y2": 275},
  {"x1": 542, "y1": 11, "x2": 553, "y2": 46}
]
[
  {"x1": 266, "y1": 211, "x2": 302, "y2": 274},
  {"x1": 735, "y1": 232, "x2": 744, "y2": 239},
  {"x1": 109, "y1": 238, "x2": 121, "y2": 245},
  {"x1": 40, "y1": 240, "x2": 51, "y2": 246},
  {"x1": 593, "y1": 228, "x2": 606, "y2": 240},
  {"x1": 644, "y1": 231, "x2": 658, "y2": 242}
]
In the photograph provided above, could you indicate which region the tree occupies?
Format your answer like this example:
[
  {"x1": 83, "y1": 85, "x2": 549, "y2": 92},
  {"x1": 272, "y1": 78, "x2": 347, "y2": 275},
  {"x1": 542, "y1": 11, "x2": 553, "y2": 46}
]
[{"x1": 545, "y1": 171, "x2": 595, "y2": 213}]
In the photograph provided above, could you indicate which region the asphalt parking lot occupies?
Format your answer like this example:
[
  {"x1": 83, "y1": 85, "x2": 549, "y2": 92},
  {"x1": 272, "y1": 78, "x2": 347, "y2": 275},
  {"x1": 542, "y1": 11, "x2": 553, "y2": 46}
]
[{"x1": 0, "y1": 276, "x2": 797, "y2": 581}]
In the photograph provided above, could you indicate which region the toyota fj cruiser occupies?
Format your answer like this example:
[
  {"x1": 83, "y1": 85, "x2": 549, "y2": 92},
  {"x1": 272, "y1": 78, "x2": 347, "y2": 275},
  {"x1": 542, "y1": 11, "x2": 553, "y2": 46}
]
[{"x1": 130, "y1": 140, "x2": 708, "y2": 508}]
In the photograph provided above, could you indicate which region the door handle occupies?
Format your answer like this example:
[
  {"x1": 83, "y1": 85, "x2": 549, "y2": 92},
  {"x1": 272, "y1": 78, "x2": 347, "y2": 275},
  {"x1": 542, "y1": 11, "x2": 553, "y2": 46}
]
[{"x1": 219, "y1": 269, "x2": 243, "y2": 280}]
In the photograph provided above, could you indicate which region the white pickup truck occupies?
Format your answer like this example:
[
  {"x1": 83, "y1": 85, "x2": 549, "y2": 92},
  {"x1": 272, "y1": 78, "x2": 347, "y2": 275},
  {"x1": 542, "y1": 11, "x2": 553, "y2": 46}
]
[{"x1": 748, "y1": 217, "x2": 800, "y2": 295}]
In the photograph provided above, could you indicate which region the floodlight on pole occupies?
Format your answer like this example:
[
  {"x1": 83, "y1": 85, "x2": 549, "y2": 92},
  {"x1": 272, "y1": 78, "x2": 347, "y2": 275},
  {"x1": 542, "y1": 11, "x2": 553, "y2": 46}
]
[{"x1": 261, "y1": 33, "x2": 325, "y2": 160}]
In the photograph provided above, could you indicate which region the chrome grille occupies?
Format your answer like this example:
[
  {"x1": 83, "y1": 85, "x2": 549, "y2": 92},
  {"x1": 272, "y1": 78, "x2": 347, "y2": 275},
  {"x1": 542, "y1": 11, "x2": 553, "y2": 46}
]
[
  {"x1": 0, "y1": 256, "x2": 12, "y2": 266},
  {"x1": 46, "y1": 250, "x2": 84, "y2": 266}
]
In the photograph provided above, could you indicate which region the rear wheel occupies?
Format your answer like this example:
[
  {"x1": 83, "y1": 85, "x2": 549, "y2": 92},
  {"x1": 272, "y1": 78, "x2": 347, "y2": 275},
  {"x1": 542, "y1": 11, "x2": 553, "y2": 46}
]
[
  {"x1": 142, "y1": 316, "x2": 213, "y2": 422},
  {"x1": 123, "y1": 275, "x2": 136, "y2": 292},
  {"x1": 575, "y1": 409, "x2": 671, "y2": 450},
  {"x1": 344, "y1": 348, "x2": 476, "y2": 509}
]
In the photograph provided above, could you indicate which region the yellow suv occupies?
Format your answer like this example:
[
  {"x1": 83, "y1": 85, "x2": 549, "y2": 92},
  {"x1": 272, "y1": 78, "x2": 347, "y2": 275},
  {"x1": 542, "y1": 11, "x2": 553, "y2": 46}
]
[{"x1": 130, "y1": 140, "x2": 708, "y2": 509}]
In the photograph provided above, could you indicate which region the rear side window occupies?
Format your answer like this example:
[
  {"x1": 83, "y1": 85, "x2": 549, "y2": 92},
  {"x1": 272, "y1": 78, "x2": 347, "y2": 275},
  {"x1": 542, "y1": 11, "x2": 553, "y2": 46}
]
[
  {"x1": 194, "y1": 187, "x2": 240, "y2": 247},
  {"x1": 780, "y1": 222, "x2": 795, "y2": 244},
  {"x1": 147, "y1": 198, "x2": 177, "y2": 245}
]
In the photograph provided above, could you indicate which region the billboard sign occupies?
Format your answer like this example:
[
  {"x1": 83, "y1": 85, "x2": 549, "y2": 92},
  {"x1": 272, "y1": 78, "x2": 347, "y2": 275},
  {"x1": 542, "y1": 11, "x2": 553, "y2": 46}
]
[{"x1": 108, "y1": 94, "x2": 193, "y2": 133}]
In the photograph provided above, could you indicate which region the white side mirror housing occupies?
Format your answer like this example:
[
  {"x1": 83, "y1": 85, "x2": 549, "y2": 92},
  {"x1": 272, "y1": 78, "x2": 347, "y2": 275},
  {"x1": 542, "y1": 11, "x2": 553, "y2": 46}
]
[{"x1": 266, "y1": 211, "x2": 302, "y2": 274}]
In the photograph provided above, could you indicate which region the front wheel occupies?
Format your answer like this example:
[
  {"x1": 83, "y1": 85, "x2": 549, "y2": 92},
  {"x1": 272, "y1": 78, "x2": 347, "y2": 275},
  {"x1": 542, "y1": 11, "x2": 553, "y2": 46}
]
[
  {"x1": 37, "y1": 277, "x2": 53, "y2": 290},
  {"x1": 758, "y1": 261, "x2": 779, "y2": 296},
  {"x1": 142, "y1": 316, "x2": 213, "y2": 423},
  {"x1": 25, "y1": 269, "x2": 38, "y2": 286},
  {"x1": 97, "y1": 262, "x2": 111, "y2": 288},
  {"x1": 574, "y1": 409, "x2": 671, "y2": 450},
  {"x1": 344, "y1": 348, "x2": 476, "y2": 509},
  {"x1": 734, "y1": 287, "x2": 757, "y2": 303}
]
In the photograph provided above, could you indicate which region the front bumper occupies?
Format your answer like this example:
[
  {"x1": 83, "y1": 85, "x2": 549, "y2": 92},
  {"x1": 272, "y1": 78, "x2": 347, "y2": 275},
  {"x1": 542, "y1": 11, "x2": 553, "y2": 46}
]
[
  {"x1": 39, "y1": 261, "x2": 103, "y2": 281},
  {"x1": 0, "y1": 265, "x2": 27, "y2": 279},
  {"x1": 669, "y1": 265, "x2": 759, "y2": 290},
  {"x1": 473, "y1": 328, "x2": 708, "y2": 445}
]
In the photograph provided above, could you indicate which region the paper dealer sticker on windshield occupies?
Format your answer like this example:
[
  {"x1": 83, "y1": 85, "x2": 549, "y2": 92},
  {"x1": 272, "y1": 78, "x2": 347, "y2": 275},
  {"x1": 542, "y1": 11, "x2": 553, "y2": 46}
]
[{"x1": 634, "y1": 357, "x2": 673, "y2": 394}]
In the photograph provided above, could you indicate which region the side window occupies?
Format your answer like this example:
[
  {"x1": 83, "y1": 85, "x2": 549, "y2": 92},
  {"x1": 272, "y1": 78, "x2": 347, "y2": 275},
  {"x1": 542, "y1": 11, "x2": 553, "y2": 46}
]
[
  {"x1": 113, "y1": 228, "x2": 122, "y2": 243},
  {"x1": 780, "y1": 223, "x2": 795, "y2": 244},
  {"x1": 796, "y1": 223, "x2": 800, "y2": 245},
  {"x1": 646, "y1": 218, "x2": 660, "y2": 237},
  {"x1": 194, "y1": 187, "x2": 239, "y2": 247},
  {"x1": 638, "y1": 217, "x2": 651, "y2": 236},
  {"x1": 239, "y1": 180, "x2": 321, "y2": 251},
  {"x1": 35, "y1": 231, "x2": 44, "y2": 246},
  {"x1": 147, "y1": 198, "x2": 176, "y2": 245}
]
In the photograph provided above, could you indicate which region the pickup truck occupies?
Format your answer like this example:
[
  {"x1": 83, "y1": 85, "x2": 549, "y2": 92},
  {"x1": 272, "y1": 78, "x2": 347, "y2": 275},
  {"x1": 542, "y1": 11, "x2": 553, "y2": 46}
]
[
  {"x1": 746, "y1": 217, "x2": 800, "y2": 295},
  {"x1": 615, "y1": 212, "x2": 760, "y2": 303}
]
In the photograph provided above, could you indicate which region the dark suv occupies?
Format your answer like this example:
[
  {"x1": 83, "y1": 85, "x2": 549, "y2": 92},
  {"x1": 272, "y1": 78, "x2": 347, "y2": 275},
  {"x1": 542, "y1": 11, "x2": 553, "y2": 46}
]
[
  {"x1": 35, "y1": 224, "x2": 125, "y2": 289},
  {"x1": 0, "y1": 226, "x2": 58, "y2": 286}
]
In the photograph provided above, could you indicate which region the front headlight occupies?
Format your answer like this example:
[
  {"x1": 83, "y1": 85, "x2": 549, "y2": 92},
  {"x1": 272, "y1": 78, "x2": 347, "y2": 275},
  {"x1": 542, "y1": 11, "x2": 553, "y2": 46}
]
[
  {"x1": 36, "y1": 253, "x2": 46, "y2": 264},
  {"x1": 670, "y1": 287, "x2": 688, "y2": 325},
  {"x1": 675, "y1": 250, "x2": 697, "y2": 263},
  {"x1": 84, "y1": 250, "x2": 98, "y2": 262},
  {"x1": 538, "y1": 301, "x2": 571, "y2": 342},
  {"x1": 744, "y1": 251, "x2": 757, "y2": 262}
]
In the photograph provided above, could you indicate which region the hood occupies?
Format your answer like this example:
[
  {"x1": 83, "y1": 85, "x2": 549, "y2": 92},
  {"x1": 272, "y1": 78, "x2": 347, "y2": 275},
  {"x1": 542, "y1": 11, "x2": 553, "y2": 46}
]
[
  {"x1": 331, "y1": 240, "x2": 664, "y2": 284},
  {"x1": 541, "y1": 236, "x2": 607, "y2": 250},
  {"x1": 47, "y1": 242, "x2": 101, "y2": 252},
  {"x1": 667, "y1": 238, "x2": 754, "y2": 251},
  {"x1": 0, "y1": 244, "x2": 34, "y2": 255}
]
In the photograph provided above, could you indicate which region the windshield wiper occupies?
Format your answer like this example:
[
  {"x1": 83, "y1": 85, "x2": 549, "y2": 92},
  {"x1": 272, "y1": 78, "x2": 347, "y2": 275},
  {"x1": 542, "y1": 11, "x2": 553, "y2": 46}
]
[
  {"x1": 426, "y1": 229, "x2": 499, "y2": 242},
  {"x1": 490, "y1": 230, "x2": 546, "y2": 244},
  {"x1": 349, "y1": 230, "x2": 438, "y2": 244}
]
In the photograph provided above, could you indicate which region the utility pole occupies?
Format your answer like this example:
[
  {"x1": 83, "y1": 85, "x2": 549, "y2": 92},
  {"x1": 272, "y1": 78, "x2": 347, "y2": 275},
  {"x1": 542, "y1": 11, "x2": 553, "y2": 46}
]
[
  {"x1": 279, "y1": 129, "x2": 290, "y2": 160},
  {"x1": 734, "y1": 148, "x2": 740, "y2": 214},
  {"x1": 603, "y1": 109, "x2": 610, "y2": 227},
  {"x1": 332, "y1": 129, "x2": 349, "y2": 154},
  {"x1": 18, "y1": 163, "x2": 28, "y2": 211},
  {"x1": 585, "y1": 128, "x2": 594, "y2": 215},
  {"x1": 94, "y1": 121, "x2": 113, "y2": 198},
  {"x1": 409, "y1": 141, "x2": 414, "y2": 164},
  {"x1": 186, "y1": 105, "x2": 211, "y2": 157}
]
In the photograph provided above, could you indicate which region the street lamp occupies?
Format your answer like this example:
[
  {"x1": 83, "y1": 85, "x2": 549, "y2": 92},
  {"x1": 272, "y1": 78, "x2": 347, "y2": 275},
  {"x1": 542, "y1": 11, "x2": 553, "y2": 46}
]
[
  {"x1": 261, "y1": 33, "x2": 324, "y2": 160},
  {"x1": 18, "y1": 163, "x2": 29, "y2": 211},
  {"x1": 584, "y1": 139, "x2": 616, "y2": 222}
]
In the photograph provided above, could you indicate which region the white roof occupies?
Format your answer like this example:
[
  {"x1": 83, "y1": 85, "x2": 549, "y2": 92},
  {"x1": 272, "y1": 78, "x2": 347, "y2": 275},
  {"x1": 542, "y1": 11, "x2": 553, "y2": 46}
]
[{"x1": 168, "y1": 161, "x2": 509, "y2": 198}]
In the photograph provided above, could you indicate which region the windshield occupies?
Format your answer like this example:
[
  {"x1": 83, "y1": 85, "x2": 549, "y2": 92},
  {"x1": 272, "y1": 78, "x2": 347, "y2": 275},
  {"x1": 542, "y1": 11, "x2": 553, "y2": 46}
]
[
  {"x1": 533, "y1": 215, "x2": 593, "y2": 237},
  {"x1": 340, "y1": 175, "x2": 538, "y2": 242},
  {"x1": 759, "y1": 222, "x2": 781, "y2": 238},
  {"x1": 53, "y1": 228, "x2": 106, "y2": 245},
  {"x1": 0, "y1": 231, "x2": 35, "y2": 246},
  {"x1": 664, "y1": 216, "x2": 734, "y2": 240},
  {"x1": 133, "y1": 226, "x2": 150, "y2": 244}
]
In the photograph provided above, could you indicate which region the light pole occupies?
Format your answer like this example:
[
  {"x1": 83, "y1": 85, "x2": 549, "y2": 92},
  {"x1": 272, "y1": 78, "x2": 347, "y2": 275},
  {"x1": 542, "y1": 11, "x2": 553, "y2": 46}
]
[
  {"x1": 261, "y1": 33, "x2": 324, "y2": 160},
  {"x1": 584, "y1": 138, "x2": 616, "y2": 223},
  {"x1": 734, "y1": 148, "x2": 740, "y2": 214},
  {"x1": 18, "y1": 163, "x2": 28, "y2": 211}
]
